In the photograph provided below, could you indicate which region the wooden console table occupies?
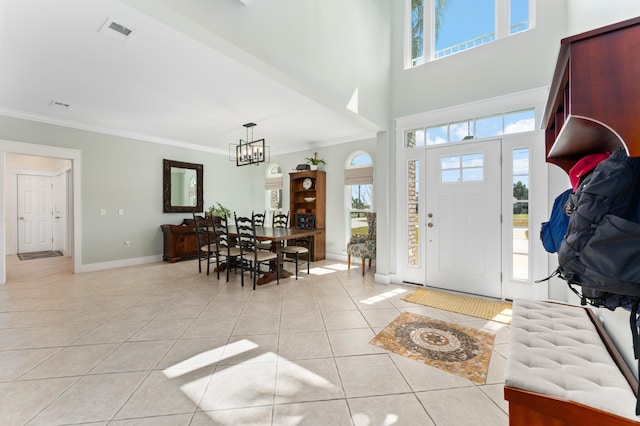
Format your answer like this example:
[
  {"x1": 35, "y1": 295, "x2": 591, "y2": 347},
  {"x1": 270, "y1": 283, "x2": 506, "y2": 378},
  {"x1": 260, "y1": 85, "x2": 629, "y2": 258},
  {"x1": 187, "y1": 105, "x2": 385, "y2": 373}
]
[{"x1": 161, "y1": 219, "x2": 199, "y2": 262}]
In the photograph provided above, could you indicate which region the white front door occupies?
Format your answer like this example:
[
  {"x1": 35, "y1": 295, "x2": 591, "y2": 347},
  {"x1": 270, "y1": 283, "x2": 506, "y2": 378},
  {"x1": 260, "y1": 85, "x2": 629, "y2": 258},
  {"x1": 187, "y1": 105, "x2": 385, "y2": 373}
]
[
  {"x1": 425, "y1": 140, "x2": 502, "y2": 298},
  {"x1": 17, "y1": 174, "x2": 53, "y2": 253}
]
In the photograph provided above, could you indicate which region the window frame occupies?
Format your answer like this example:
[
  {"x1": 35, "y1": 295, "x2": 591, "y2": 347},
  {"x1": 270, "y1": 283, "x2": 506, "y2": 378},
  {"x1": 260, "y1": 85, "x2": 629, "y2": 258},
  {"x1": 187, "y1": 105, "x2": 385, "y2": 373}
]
[
  {"x1": 264, "y1": 164, "x2": 283, "y2": 225},
  {"x1": 344, "y1": 151, "x2": 374, "y2": 243},
  {"x1": 408, "y1": 0, "x2": 535, "y2": 67}
]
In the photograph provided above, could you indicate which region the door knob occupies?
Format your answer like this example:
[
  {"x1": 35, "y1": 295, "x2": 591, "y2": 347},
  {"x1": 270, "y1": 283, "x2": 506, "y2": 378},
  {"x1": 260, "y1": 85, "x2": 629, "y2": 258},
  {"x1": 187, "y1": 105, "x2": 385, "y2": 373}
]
[
  {"x1": 19, "y1": 216, "x2": 24, "y2": 220},
  {"x1": 427, "y1": 222, "x2": 433, "y2": 228}
]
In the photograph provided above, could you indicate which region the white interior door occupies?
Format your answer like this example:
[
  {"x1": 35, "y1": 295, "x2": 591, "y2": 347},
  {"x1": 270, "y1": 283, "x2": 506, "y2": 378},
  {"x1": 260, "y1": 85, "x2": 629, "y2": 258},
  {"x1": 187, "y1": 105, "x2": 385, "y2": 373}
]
[
  {"x1": 425, "y1": 140, "x2": 502, "y2": 298},
  {"x1": 17, "y1": 174, "x2": 53, "y2": 253}
]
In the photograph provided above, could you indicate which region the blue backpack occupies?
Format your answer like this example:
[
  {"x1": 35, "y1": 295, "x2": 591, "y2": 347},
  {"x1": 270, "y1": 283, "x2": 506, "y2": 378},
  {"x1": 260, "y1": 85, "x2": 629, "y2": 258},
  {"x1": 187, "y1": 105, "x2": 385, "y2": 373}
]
[{"x1": 540, "y1": 188, "x2": 572, "y2": 253}]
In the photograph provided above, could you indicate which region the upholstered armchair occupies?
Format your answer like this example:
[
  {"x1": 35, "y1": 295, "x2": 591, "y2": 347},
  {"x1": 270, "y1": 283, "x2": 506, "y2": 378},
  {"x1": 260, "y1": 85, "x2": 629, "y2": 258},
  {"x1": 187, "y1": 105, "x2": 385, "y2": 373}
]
[{"x1": 347, "y1": 212, "x2": 376, "y2": 276}]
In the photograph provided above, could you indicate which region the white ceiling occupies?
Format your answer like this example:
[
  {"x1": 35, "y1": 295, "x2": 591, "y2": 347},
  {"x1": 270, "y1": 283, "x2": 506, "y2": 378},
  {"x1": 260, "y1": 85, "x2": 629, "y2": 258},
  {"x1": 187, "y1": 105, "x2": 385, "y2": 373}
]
[{"x1": 0, "y1": 0, "x2": 376, "y2": 155}]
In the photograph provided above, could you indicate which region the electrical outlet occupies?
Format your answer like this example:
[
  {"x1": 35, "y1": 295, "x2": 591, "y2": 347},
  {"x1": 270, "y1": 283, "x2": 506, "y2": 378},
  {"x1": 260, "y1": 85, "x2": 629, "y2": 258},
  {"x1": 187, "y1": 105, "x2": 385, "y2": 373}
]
[
  {"x1": 124, "y1": 241, "x2": 130, "y2": 247},
  {"x1": 100, "y1": 209, "x2": 106, "y2": 216}
]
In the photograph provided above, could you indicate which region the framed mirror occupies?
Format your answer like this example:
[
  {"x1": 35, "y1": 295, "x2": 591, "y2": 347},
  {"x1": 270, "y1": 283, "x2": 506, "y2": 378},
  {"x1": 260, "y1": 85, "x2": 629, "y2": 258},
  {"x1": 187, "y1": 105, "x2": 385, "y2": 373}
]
[{"x1": 163, "y1": 159, "x2": 204, "y2": 213}]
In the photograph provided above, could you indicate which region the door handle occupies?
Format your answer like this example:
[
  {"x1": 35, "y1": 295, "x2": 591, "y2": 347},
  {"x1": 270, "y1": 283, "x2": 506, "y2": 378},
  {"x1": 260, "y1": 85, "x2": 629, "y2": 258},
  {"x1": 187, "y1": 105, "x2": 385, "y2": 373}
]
[
  {"x1": 427, "y1": 222, "x2": 433, "y2": 228},
  {"x1": 19, "y1": 216, "x2": 24, "y2": 220}
]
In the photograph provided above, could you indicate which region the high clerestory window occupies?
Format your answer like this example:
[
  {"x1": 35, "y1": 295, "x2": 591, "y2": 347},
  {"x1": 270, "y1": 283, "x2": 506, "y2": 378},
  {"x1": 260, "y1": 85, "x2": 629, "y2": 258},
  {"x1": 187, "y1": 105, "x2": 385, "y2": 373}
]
[{"x1": 409, "y1": 0, "x2": 533, "y2": 67}]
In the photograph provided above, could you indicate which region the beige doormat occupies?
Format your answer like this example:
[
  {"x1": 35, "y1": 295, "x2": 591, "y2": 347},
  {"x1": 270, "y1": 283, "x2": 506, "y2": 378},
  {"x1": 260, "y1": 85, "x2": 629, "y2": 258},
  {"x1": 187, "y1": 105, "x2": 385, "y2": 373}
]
[
  {"x1": 370, "y1": 312, "x2": 495, "y2": 384},
  {"x1": 402, "y1": 287, "x2": 512, "y2": 324}
]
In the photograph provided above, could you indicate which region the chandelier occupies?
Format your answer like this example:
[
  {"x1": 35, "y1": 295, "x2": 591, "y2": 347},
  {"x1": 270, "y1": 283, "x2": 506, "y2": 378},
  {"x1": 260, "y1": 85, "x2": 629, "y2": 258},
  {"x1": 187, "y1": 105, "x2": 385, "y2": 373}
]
[{"x1": 231, "y1": 122, "x2": 269, "y2": 167}]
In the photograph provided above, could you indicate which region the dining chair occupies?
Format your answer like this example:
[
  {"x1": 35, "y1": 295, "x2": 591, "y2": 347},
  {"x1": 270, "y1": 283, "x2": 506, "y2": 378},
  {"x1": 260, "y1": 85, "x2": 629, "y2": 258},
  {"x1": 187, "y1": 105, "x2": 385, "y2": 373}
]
[
  {"x1": 269, "y1": 211, "x2": 290, "y2": 252},
  {"x1": 272, "y1": 211, "x2": 289, "y2": 229},
  {"x1": 235, "y1": 213, "x2": 279, "y2": 290},
  {"x1": 281, "y1": 213, "x2": 314, "y2": 280},
  {"x1": 211, "y1": 214, "x2": 241, "y2": 282},
  {"x1": 254, "y1": 211, "x2": 273, "y2": 251},
  {"x1": 192, "y1": 212, "x2": 216, "y2": 276},
  {"x1": 253, "y1": 210, "x2": 266, "y2": 227}
]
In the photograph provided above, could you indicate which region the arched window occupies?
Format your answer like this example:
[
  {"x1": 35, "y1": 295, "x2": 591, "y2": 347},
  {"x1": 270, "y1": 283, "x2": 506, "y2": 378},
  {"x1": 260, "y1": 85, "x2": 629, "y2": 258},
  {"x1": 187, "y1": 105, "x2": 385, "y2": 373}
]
[
  {"x1": 188, "y1": 175, "x2": 197, "y2": 206},
  {"x1": 345, "y1": 152, "x2": 373, "y2": 237},
  {"x1": 265, "y1": 164, "x2": 283, "y2": 224}
]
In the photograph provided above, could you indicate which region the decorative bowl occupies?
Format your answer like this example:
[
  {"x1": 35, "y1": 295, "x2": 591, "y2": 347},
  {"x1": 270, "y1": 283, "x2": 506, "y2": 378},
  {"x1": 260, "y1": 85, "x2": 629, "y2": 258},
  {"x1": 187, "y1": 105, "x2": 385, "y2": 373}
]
[{"x1": 304, "y1": 197, "x2": 316, "y2": 202}]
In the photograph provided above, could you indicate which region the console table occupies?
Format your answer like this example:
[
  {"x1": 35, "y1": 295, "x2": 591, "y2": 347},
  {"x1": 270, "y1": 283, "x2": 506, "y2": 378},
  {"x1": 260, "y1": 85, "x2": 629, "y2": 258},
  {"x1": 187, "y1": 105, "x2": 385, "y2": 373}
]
[{"x1": 161, "y1": 219, "x2": 199, "y2": 262}]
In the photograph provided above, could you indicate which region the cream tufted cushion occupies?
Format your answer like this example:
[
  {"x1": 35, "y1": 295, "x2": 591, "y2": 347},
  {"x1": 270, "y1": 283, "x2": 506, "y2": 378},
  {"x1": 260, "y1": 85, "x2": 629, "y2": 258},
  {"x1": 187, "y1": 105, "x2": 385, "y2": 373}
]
[{"x1": 505, "y1": 299, "x2": 639, "y2": 420}]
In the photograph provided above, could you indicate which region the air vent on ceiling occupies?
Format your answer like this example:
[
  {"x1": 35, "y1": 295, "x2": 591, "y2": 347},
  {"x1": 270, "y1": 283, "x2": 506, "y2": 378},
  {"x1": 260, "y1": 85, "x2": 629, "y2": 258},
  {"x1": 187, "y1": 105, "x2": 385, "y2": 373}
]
[
  {"x1": 49, "y1": 100, "x2": 70, "y2": 110},
  {"x1": 98, "y1": 18, "x2": 135, "y2": 42}
]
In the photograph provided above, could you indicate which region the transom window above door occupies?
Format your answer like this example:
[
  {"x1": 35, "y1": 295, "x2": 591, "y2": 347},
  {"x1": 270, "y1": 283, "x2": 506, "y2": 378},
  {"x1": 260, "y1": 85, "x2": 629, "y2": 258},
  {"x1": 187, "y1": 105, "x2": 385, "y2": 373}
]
[{"x1": 404, "y1": 108, "x2": 535, "y2": 148}]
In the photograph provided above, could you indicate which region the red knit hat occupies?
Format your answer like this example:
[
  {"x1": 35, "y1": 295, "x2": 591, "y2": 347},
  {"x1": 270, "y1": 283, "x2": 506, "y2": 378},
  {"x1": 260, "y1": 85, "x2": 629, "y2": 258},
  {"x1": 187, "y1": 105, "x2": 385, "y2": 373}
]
[{"x1": 569, "y1": 152, "x2": 610, "y2": 191}]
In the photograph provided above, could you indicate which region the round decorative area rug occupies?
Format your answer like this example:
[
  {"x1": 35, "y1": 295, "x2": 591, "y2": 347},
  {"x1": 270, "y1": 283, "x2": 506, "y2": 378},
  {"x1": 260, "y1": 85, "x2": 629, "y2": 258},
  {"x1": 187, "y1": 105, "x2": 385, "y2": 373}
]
[{"x1": 370, "y1": 312, "x2": 495, "y2": 383}]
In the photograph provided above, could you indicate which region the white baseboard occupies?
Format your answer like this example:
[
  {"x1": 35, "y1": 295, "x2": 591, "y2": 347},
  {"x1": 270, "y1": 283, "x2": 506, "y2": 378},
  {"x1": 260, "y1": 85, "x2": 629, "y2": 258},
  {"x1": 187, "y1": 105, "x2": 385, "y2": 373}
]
[{"x1": 78, "y1": 255, "x2": 163, "y2": 273}]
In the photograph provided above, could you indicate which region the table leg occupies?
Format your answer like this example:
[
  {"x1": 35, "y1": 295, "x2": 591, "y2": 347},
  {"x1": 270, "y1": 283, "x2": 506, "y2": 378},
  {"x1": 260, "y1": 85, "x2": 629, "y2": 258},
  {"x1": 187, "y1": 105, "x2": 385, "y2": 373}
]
[{"x1": 257, "y1": 240, "x2": 293, "y2": 285}]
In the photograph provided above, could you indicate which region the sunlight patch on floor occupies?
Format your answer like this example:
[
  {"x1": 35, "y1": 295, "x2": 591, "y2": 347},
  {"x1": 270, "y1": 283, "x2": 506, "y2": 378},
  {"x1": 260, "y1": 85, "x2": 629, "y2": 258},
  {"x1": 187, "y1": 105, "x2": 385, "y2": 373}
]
[
  {"x1": 164, "y1": 340, "x2": 339, "y2": 422},
  {"x1": 360, "y1": 288, "x2": 408, "y2": 305},
  {"x1": 492, "y1": 308, "x2": 513, "y2": 324},
  {"x1": 163, "y1": 339, "x2": 258, "y2": 379}
]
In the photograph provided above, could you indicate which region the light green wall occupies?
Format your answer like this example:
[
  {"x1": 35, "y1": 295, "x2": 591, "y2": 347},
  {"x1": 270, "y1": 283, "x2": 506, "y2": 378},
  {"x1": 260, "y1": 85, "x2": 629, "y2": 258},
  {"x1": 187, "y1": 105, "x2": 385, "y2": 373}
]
[
  {"x1": 0, "y1": 115, "x2": 266, "y2": 265},
  {"x1": 0, "y1": 115, "x2": 373, "y2": 266}
]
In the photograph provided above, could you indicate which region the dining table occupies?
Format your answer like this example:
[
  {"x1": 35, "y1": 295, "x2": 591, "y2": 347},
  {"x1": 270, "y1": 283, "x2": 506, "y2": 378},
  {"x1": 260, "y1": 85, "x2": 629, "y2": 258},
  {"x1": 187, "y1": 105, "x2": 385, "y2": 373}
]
[{"x1": 221, "y1": 226, "x2": 320, "y2": 285}]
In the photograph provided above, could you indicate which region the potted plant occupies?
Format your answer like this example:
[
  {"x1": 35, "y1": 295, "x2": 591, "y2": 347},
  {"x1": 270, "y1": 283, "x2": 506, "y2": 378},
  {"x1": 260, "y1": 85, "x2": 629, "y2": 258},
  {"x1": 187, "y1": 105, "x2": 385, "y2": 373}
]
[
  {"x1": 305, "y1": 152, "x2": 327, "y2": 170},
  {"x1": 208, "y1": 202, "x2": 231, "y2": 218}
]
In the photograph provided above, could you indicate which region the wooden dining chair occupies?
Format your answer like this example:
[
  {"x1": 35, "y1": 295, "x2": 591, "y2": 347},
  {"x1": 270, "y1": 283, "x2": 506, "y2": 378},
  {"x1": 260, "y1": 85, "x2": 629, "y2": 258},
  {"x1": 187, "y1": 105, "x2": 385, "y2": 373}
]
[
  {"x1": 254, "y1": 211, "x2": 273, "y2": 251},
  {"x1": 192, "y1": 212, "x2": 216, "y2": 276},
  {"x1": 272, "y1": 211, "x2": 289, "y2": 229},
  {"x1": 211, "y1": 214, "x2": 241, "y2": 282},
  {"x1": 234, "y1": 213, "x2": 279, "y2": 290},
  {"x1": 252, "y1": 210, "x2": 266, "y2": 227},
  {"x1": 281, "y1": 213, "x2": 314, "y2": 280}
]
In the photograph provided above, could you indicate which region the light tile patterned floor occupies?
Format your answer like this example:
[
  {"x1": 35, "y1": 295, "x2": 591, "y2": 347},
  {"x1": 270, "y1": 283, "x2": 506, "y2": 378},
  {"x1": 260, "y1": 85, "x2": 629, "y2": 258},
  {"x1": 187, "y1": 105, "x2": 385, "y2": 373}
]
[{"x1": 0, "y1": 255, "x2": 510, "y2": 425}]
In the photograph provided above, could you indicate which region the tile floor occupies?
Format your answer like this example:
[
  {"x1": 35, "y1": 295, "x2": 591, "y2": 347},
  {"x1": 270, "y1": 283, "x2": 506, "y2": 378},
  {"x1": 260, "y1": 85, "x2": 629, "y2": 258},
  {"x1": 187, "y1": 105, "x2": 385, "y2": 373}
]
[{"x1": 0, "y1": 255, "x2": 510, "y2": 425}]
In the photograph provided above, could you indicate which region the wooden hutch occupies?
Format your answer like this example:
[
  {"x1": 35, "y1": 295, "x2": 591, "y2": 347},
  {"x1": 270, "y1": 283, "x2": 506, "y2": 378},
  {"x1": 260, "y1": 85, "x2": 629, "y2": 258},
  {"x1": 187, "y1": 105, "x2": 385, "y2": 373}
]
[
  {"x1": 504, "y1": 17, "x2": 640, "y2": 426},
  {"x1": 542, "y1": 17, "x2": 640, "y2": 174},
  {"x1": 289, "y1": 170, "x2": 326, "y2": 261}
]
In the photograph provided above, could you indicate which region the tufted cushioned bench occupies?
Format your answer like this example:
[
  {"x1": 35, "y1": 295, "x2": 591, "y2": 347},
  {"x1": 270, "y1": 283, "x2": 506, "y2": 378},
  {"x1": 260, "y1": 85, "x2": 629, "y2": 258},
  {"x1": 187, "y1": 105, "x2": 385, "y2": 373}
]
[{"x1": 504, "y1": 299, "x2": 640, "y2": 425}]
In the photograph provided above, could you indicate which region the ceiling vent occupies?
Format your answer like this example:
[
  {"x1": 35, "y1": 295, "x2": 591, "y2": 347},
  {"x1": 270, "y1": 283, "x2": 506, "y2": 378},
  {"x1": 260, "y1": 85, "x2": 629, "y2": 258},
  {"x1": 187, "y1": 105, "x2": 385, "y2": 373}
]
[
  {"x1": 49, "y1": 100, "x2": 70, "y2": 110},
  {"x1": 98, "y1": 18, "x2": 135, "y2": 42}
]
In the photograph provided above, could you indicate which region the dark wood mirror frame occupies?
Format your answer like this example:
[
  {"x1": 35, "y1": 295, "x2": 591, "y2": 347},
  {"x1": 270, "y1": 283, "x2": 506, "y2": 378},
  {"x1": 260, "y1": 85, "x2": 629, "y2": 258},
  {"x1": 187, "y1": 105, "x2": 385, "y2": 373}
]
[{"x1": 163, "y1": 159, "x2": 204, "y2": 213}]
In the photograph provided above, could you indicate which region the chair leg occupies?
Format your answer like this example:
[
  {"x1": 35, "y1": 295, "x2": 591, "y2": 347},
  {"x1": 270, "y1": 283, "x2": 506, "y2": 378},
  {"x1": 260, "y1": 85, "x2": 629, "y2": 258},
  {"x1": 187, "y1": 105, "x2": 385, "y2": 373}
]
[
  {"x1": 295, "y1": 254, "x2": 299, "y2": 280},
  {"x1": 240, "y1": 259, "x2": 245, "y2": 288},
  {"x1": 307, "y1": 252, "x2": 310, "y2": 275},
  {"x1": 368, "y1": 258, "x2": 372, "y2": 268},
  {"x1": 252, "y1": 262, "x2": 256, "y2": 290},
  {"x1": 348, "y1": 254, "x2": 351, "y2": 270},
  {"x1": 361, "y1": 258, "x2": 365, "y2": 276}
]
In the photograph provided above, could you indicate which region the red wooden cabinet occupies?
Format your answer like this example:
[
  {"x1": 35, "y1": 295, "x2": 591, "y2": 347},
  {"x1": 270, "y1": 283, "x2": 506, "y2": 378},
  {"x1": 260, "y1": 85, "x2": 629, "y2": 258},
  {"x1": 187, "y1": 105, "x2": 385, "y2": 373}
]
[{"x1": 543, "y1": 17, "x2": 640, "y2": 173}]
